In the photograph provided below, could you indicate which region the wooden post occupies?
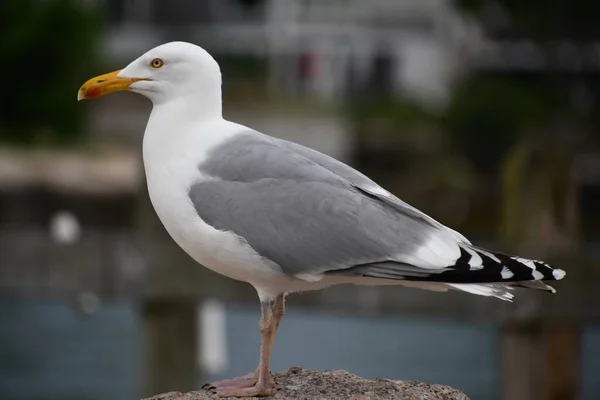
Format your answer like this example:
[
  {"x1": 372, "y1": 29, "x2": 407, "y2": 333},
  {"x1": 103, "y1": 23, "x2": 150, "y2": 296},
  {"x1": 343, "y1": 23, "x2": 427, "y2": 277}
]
[
  {"x1": 501, "y1": 321, "x2": 581, "y2": 400},
  {"x1": 501, "y1": 322, "x2": 542, "y2": 400},
  {"x1": 540, "y1": 323, "x2": 580, "y2": 400},
  {"x1": 141, "y1": 298, "x2": 198, "y2": 398}
]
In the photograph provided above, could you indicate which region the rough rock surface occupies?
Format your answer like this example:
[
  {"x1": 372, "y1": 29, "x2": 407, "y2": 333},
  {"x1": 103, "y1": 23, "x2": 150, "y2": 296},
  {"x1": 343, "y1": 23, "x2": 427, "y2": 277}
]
[{"x1": 143, "y1": 367, "x2": 470, "y2": 400}]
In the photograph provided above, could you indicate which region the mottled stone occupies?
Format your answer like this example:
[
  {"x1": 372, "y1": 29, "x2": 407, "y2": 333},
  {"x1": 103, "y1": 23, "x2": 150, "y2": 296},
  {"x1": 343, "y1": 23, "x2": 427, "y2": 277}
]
[{"x1": 143, "y1": 367, "x2": 470, "y2": 400}]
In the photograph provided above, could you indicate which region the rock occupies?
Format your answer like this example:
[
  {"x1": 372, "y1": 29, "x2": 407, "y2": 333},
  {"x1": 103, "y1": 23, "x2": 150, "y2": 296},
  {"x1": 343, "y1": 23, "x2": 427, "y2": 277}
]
[{"x1": 142, "y1": 367, "x2": 470, "y2": 400}]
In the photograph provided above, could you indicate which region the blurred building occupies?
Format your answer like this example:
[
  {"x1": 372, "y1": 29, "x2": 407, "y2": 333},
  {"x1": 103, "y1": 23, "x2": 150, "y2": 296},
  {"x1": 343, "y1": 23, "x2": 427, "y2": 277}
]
[
  {"x1": 95, "y1": 0, "x2": 481, "y2": 108},
  {"x1": 85, "y1": 0, "x2": 485, "y2": 174}
]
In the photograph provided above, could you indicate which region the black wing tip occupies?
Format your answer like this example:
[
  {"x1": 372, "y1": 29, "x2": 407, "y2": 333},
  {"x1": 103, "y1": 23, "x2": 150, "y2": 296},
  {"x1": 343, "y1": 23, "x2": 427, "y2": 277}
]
[
  {"x1": 421, "y1": 246, "x2": 567, "y2": 286},
  {"x1": 460, "y1": 245, "x2": 565, "y2": 280},
  {"x1": 323, "y1": 246, "x2": 567, "y2": 293}
]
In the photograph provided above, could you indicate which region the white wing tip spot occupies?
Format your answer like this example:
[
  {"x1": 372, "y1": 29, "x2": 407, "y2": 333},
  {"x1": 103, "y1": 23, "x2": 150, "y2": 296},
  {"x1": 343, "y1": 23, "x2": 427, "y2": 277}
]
[
  {"x1": 501, "y1": 266, "x2": 514, "y2": 279},
  {"x1": 532, "y1": 270, "x2": 545, "y2": 280},
  {"x1": 553, "y1": 269, "x2": 566, "y2": 280}
]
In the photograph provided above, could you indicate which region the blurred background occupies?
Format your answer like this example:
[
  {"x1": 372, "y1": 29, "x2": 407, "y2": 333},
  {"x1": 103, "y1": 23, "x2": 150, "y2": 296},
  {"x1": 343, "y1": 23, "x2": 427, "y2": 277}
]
[{"x1": 0, "y1": 0, "x2": 599, "y2": 399}]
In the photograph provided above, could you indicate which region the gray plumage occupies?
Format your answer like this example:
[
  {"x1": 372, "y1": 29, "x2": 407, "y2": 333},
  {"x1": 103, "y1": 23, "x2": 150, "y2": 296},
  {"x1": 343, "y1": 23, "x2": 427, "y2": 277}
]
[
  {"x1": 189, "y1": 129, "x2": 563, "y2": 285},
  {"x1": 269, "y1": 136, "x2": 453, "y2": 233},
  {"x1": 191, "y1": 131, "x2": 458, "y2": 276}
]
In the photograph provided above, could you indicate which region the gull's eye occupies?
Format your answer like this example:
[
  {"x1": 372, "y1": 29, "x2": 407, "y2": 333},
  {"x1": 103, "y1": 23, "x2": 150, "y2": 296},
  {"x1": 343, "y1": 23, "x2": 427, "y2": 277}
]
[{"x1": 150, "y1": 58, "x2": 164, "y2": 69}]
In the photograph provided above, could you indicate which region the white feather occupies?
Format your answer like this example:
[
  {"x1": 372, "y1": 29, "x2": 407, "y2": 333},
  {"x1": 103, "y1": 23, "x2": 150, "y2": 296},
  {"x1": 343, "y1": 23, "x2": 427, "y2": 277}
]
[
  {"x1": 553, "y1": 269, "x2": 566, "y2": 280},
  {"x1": 463, "y1": 246, "x2": 484, "y2": 270},
  {"x1": 447, "y1": 283, "x2": 514, "y2": 302},
  {"x1": 501, "y1": 266, "x2": 514, "y2": 279},
  {"x1": 532, "y1": 270, "x2": 545, "y2": 280},
  {"x1": 405, "y1": 233, "x2": 461, "y2": 269}
]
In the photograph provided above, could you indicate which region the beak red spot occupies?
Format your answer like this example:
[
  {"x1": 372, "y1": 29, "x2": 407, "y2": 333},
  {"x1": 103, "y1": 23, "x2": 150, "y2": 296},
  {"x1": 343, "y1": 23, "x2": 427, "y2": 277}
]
[{"x1": 86, "y1": 88, "x2": 101, "y2": 98}]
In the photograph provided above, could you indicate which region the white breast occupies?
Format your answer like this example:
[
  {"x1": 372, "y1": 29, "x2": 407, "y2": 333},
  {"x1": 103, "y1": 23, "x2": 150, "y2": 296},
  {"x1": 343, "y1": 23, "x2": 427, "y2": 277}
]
[
  {"x1": 140, "y1": 114, "x2": 344, "y2": 300},
  {"x1": 141, "y1": 116, "x2": 282, "y2": 285}
]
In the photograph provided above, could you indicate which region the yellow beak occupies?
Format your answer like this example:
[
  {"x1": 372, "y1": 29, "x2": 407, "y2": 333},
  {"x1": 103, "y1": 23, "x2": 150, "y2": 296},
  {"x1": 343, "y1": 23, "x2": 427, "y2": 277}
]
[{"x1": 77, "y1": 70, "x2": 149, "y2": 101}]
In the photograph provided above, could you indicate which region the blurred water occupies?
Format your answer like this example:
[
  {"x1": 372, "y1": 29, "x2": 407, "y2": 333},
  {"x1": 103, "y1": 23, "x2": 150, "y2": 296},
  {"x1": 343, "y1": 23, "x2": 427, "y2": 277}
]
[
  {"x1": 0, "y1": 299, "x2": 140, "y2": 400},
  {"x1": 0, "y1": 299, "x2": 597, "y2": 400},
  {"x1": 582, "y1": 326, "x2": 600, "y2": 400}
]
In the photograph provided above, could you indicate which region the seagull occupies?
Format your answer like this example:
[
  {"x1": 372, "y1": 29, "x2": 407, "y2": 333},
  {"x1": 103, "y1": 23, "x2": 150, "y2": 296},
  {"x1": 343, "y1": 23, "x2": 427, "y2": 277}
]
[{"x1": 78, "y1": 41, "x2": 566, "y2": 398}]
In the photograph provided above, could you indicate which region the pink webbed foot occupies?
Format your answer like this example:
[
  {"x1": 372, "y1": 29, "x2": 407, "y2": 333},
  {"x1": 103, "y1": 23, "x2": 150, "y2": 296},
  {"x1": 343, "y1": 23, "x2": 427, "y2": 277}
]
[
  {"x1": 203, "y1": 372, "x2": 257, "y2": 389},
  {"x1": 202, "y1": 371, "x2": 275, "y2": 391},
  {"x1": 210, "y1": 383, "x2": 274, "y2": 398}
]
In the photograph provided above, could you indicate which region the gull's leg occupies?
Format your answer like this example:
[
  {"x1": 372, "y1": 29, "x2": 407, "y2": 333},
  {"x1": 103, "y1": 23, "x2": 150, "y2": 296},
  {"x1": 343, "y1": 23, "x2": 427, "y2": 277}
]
[
  {"x1": 210, "y1": 299, "x2": 277, "y2": 397},
  {"x1": 270, "y1": 294, "x2": 285, "y2": 348},
  {"x1": 203, "y1": 295, "x2": 284, "y2": 391},
  {"x1": 251, "y1": 293, "x2": 285, "y2": 387}
]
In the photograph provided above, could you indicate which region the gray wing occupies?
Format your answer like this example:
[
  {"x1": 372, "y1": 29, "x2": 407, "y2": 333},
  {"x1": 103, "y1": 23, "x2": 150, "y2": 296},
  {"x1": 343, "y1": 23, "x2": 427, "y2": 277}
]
[
  {"x1": 274, "y1": 137, "x2": 470, "y2": 243},
  {"x1": 191, "y1": 130, "x2": 463, "y2": 278}
]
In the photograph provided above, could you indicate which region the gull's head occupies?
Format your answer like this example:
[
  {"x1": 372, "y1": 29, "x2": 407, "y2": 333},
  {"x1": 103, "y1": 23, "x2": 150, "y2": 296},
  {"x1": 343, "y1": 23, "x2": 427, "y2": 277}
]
[{"x1": 78, "y1": 41, "x2": 221, "y2": 105}]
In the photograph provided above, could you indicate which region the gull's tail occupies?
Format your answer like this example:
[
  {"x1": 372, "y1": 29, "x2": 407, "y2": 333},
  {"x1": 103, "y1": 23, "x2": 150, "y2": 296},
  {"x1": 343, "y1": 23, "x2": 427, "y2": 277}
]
[
  {"x1": 418, "y1": 244, "x2": 566, "y2": 302},
  {"x1": 446, "y1": 244, "x2": 566, "y2": 287},
  {"x1": 326, "y1": 244, "x2": 566, "y2": 302}
]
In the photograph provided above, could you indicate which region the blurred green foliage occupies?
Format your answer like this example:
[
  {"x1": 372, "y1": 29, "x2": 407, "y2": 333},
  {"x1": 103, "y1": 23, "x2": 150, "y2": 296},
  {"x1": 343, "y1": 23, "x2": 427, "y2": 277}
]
[
  {"x1": 0, "y1": 0, "x2": 101, "y2": 146},
  {"x1": 444, "y1": 78, "x2": 524, "y2": 171},
  {"x1": 443, "y1": 74, "x2": 578, "y2": 172},
  {"x1": 349, "y1": 75, "x2": 548, "y2": 173}
]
